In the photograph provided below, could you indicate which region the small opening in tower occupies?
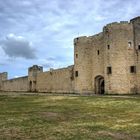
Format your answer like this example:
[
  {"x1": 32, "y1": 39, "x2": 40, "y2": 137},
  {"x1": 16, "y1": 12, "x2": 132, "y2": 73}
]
[
  {"x1": 138, "y1": 45, "x2": 140, "y2": 50},
  {"x1": 75, "y1": 71, "x2": 78, "y2": 77},
  {"x1": 97, "y1": 50, "x2": 100, "y2": 55},
  {"x1": 128, "y1": 42, "x2": 132, "y2": 48},
  {"x1": 107, "y1": 67, "x2": 112, "y2": 74},
  {"x1": 107, "y1": 45, "x2": 110, "y2": 49},
  {"x1": 130, "y1": 66, "x2": 136, "y2": 73},
  {"x1": 76, "y1": 54, "x2": 78, "y2": 58}
]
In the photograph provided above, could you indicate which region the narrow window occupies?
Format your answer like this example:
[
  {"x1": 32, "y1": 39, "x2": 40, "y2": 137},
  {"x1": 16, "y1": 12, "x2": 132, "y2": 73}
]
[
  {"x1": 128, "y1": 42, "x2": 132, "y2": 48},
  {"x1": 75, "y1": 71, "x2": 78, "y2": 77},
  {"x1": 107, "y1": 45, "x2": 110, "y2": 49},
  {"x1": 76, "y1": 54, "x2": 78, "y2": 58},
  {"x1": 107, "y1": 67, "x2": 112, "y2": 74},
  {"x1": 130, "y1": 66, "x2": 136, "y2": 73},
  {"x1": 97, "y1": 50, "x2": 100, "y2": 55},
  {"x1": 138, "y1": 45, "x2": 140, "y2": 50}
]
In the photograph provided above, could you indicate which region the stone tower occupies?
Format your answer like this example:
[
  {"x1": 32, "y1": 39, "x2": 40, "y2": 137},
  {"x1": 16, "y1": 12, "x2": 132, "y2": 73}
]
[
  {"x1": 103, "y1": 21, "x2": 135, "y2": 94},
  {"x1": 0, "y1": 72, "x2": 7, "y2": 90},
  {"x1": 74, "y1": 37, "x2": 93, "y2": 93},
  {"x1": 130, "y1": 17, "x2": 140, "y2": 93},
  {"x1": 74, "y1": 17, "x2": 140, "y2": 94},
  {"x1": 28, "y1": 65, "x2": 43, "y2": 92}
]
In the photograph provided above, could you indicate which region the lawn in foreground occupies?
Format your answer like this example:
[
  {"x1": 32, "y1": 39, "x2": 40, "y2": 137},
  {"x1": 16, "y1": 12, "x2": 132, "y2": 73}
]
[{"x1": 0, "y1": 94, "x2": 139, "y2": 140}]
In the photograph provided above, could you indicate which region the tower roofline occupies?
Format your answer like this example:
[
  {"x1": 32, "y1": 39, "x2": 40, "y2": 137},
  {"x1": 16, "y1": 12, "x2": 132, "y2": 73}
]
[{"x1": 130, "y1": 16, "x2": 140, "y2": 22}]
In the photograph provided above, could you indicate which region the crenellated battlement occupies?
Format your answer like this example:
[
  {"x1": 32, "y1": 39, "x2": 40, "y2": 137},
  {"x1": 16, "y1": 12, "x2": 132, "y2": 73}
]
[
  {"x1": 103, "y1": 21, "x2": 130, "y2": 31},
  {"x1": 45, "y1": 65, "x2": 74, "y2": 75},
  {"x1": 28, "y1": 65, "x2": 43, "y2": 72},
  {"x1": 90, "y1": 32, "x2": 103, "y2": 40},
  {"x1": 106, "y1": 21, "x2": 129, "y2": 26},
  {"x1": 74, "y1": 33, "x2": 103, "y2": 46}
]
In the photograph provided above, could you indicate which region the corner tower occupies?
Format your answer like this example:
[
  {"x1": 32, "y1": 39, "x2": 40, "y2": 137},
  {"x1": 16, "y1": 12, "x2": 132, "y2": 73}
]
[
  {"x1": 74, "y1": 36, "x2": 93, "y2": 94},
  {"x1": 131, "y1": 16, "x2": 140, "y2": 93},
  {"x1": 103, "y1": 21, "x2": 136, "y2": 94}
]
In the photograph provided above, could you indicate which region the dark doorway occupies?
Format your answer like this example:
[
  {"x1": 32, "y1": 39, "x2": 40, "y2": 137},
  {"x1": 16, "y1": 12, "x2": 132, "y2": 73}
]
[
  {"x1": 29, "y1": 81, "x2": 32, "y2": 92},
  {"x1": 100, "y1": 79, "x2": 104, "y2": 94},
  {"x1": 95, "y1": 75, "x2": 105, "y2": 94},
  {"x1": 33, "y1": 81, "x2": 36, "y2": 92}
]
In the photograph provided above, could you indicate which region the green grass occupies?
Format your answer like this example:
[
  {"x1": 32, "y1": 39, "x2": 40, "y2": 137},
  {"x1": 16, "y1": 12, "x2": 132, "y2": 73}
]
[{"x1": 0, "y1": 94, "x2": 139, "y2": 140}]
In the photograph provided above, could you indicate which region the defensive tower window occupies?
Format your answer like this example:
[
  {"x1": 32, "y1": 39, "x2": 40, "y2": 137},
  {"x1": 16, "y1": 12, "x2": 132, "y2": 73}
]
[
  {"x1": 97, "y1": 50, "x2": 100, "y2": 55},
  {"x1": 128, "y1": 42, "x2": 132, "y2": 48},
  {"x1": 130, "y1": 66, "x2": 136, "y2": 73},
  {"x1": 107, "y1": 45, "x2": 110, "y2": 49},
  {"x1": 76, "y1": 54, "x2": 78, "y2": 58},
  {"x1": 107, "y1": 67, "x2": 112, "y2": 74},
  {"x1": 75, "y1": 71, "x2": 78, "y2": 77},
  {"x1": 138, "y1": 45, "x2": 140, "y2": 50}
]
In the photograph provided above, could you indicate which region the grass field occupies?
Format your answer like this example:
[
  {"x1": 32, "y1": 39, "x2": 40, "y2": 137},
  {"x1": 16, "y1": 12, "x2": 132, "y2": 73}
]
[{"x1": 0, "y1": 93, "x2": 139, "y2": 140}]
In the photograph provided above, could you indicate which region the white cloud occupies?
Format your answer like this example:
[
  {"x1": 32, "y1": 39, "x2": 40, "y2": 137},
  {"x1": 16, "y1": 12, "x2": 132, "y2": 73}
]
[{"x1": 0, "y1": 34, "x2": 36, "y2": 59}]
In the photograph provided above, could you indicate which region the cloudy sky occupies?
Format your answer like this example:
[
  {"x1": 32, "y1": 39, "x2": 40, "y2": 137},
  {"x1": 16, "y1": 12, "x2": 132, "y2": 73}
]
[{"x1": 0, "y1": 0, "x2": 140, "y2": 79}]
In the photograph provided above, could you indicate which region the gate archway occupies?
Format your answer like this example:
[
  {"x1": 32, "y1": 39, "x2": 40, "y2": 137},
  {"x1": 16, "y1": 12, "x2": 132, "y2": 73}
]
[{"x1": 95, "y1": 75, "x2": 105, "y2": 94}]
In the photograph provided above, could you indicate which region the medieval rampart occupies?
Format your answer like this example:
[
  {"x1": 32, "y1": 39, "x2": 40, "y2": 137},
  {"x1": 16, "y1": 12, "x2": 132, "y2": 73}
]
[
  {"x1": 1, "y1": 76, "x2": 28, "y2": 92},
  {"x1": 36, "y1": 65, "x2": 74, "y2": 93}
]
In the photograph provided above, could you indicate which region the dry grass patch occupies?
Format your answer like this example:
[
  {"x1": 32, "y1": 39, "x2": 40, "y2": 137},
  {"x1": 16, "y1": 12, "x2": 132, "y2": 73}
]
[{"x1": 0, "y1": 94, "x2": 139, "y2": 140}]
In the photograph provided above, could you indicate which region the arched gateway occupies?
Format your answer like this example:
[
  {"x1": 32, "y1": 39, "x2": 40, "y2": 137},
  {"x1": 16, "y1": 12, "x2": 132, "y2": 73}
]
[{"x1": 95, "y1": 75, "x2": 105, "y2": 94}]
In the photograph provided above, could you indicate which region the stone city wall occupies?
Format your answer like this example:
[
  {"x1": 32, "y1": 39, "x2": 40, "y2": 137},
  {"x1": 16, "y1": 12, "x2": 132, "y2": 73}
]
[
  {"x1": 36, "y1": 66, "x2": 74, "y2": 93},
  {"x1": 1, "y1": 76, "x2": 28, "y2": 92}
]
